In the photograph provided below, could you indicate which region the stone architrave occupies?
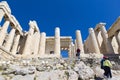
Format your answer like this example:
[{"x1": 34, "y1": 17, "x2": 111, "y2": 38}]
[
  {"x1": 22, "y1": 22, "x2": 34, "y2": 55},
  {"x1": 99, "y1": 23, "x2": 114, "y2": 53},
  {"x1": 89, "y1": 28, "x2": 100, "y2": 53},
  {"x1": 0, "y1": 9, "x2": 5, "y2": 22},
  {"x1": 0, "y1": 20, "x2": 10, "y2": 46},
  {"x1": 11, "y1": 34, "x2": 20, "y2": 55},
  {"x1": 54, "y1": 27, "x2": 60, "y2": 57},
  {"x1": 76, "y1": 30, "x2": 84, "y2": 53},
  {"x1": 39, "y1": 32, "x2": 46, "y2": 56},
  {"x1": 5, "y1": 28, "x2": 15, "y2": 51}
]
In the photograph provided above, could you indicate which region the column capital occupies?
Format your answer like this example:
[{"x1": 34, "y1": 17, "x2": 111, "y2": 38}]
[
  {"x1": 95, "y1": 23, "x2": 106, "y2": 30},
  {"x1": 29, "y1": 20, "x2": 40, "y2": 32},
  {"x1": 76, "y1": 30, "x2": 80, "y2": 33},
  {"x1": 55, "y1": 27, "x2": 60, "y2": 32},
  {"x1": 89, "y1": 28, "x2": 94, "y2": 33},
  {"x1": 41, "y1": 32, "x2": 46, "y2": 36},
  {"x1": 55, "y1": 27, "x2": 60, "y2": 38},
  {"x1": 29, "y1": 21, "x2": 35, "y2": 29},
  {"x1": 98, "y1": 23, "x2": 106, "y2": 27},
  {"x1": 33, "y1": 20, "x2": 40, "y2": 32}
]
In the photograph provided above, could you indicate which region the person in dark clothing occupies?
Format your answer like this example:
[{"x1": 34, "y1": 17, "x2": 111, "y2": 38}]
[
  {"x1": 103, "y1": 57, "x2": 112, "y2": 78},
  {"x1": 76, "y1": 48, "x2": 80, "y2": 59}
]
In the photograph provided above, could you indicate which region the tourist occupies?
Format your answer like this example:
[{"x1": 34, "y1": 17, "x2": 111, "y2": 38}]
[
  {"x1": 100, "y1": 56, "x2": 106, "y2": 78},
  {"x1": 103, "y1": 56, "x2": 112, "y2": 78},
  {"x1": 100, "y1": 56, "x2": 106, "y2": 69},
  {"x1": 76, "y1": 48, "x2": 81, "y2": 60}
]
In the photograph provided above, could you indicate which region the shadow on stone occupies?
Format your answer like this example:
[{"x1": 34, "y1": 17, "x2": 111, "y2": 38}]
[
  {"x1": 95, "y1": 77, "x2": 104, "y2": 80},
  {"x1": 78, "y1": 77, "x2": 83, "y2": 80}
]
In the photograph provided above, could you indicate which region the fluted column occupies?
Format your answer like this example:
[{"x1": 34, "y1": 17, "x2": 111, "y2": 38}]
[
  {"x1": 0, "y1": 9, "x2": 5, "y2": 22},
  {"x1": 70, "y1": 42, "x2": 75, "y2": 58},
  {"x1": 99, "y1": 23, "x2": 114, "y2": 53},
  {"x1": 89, "y1": 28, "x2": 100, "y2": 53},
  {"x1": 74, "y1": 40, "x2": 77, "y2": 54},
  {"x1": 39, "y1": 32, "x2": 46, "y2": 56},
  {"x1": 54, "y1": 27, "x2": 60, "y2": 57},
  {"x1": 11, "y1": 34, "x2": 20, "y2": 55},
  {"x1": 69, "y1": 42, "x2": 75, "y2": 57},
  {"x1": 115, "y1": 31, "x2": 120, "y2": 53},
  {"x1": 76, "y1": 30, "x2": 84, "y2": 53},
  {"x1": 115, "y1": 31, "x2": 120, "y2": 46},
  {"x1": 33, "y1": 32, "x2": 40, "y2": 55},
  {"x1": 0, "y1": 20, "x2": 10, "y2": 46},
  {"x1": 5, "y1": 28, "x2": 15, "y2": 51},
  {"x1": 22, "y1": 26, "x2": 34, "y2": 55},
  {"x1": 68, "y1": 44, "x2": 72, "y2": 58}
]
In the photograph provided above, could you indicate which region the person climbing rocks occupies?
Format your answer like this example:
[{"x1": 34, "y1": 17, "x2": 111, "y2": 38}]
[{"x1": 103, "y1": 56, "x2": 112, "y2": 78}]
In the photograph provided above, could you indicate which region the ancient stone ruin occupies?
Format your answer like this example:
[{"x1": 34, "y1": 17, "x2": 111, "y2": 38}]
[
  {"x1": 0, "y1": 1, "x2": 120, "y2": 80},
  {"x1": 0, "y1": 1, "x2": 120, "y2": 59}
]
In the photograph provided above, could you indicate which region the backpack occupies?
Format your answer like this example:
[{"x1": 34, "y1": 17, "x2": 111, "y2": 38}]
[{"x1": 100, "y1": 59, "x2": 105, "y2": 69}]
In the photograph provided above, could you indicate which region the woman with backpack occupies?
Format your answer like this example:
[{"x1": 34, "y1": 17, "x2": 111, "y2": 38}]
[{"x1": 103, "y1": 57, "x2": 112, "y2": 78}]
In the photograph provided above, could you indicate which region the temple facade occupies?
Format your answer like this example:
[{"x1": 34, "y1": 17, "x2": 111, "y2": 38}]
[{"x1": 0, "y1": 1, "x2": 120, "y2": 59}]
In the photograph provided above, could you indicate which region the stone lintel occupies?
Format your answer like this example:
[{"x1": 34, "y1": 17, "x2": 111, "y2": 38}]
[
  {"x1": 10, "y1": 15, "x2": 23, "y2": 35},
  {"x1": 46, "y1": 36, "x2": 72, "y2": 42},
  {"x1": 108, "y1": 17, "x2": 120, "y2": 38},
  {"x1": 0, "y1": 2, "x2": 23, "y2": 36},
  {"x1": 0, "y1": 1, "x2": 11, "y2": 14}
]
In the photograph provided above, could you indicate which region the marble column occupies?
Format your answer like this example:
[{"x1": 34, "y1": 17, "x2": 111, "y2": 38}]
[
  {"x1": 115, "y1": 30, "x2": 120, "y2": 46},
  {"x1": 76, "y1": 30, "x2": 84, "y2": 53},
  {"x1": 11, "y1": 34, "x2": 20, "y2": 55},
  {"x1": 22, "y1": 26, "x2": 34, "y2": 55},
  {"x1": 115, "y1": 30, "x2": 120, "y2": 53},
  {"x1": 5, "y1": 28, "x2": 15, "y2": 51},
  {"x1": 0, "y1": 20, "x2": 10, "y2": 46},
  {"x1": 94, "y1": 30, "x2": 101, "y2": 48},
  {"x1": 74, "y1": 40, "x2": 77, "y2": 54},
  {"x1": 54, "y1": 27, "x2": 60, "y2": 57},
  {"x1": 89, "y1": 28, "x2": 100, "y2": 53},
  {"x1": 99, "y1": 23, "x2": 114, "y2": 53},
  {"x1": 39, "y1": 32, "x2": 46, "y2": 56},
  {"x1": 68, "y1": 44, "x2": 72, "y2": 58},
  {"x1": 33, "y1": 32, "x2": 40, "y2": 55},
  {"x1": 70, "y1": 42, "x2": 75, "y2": 58},
  {"x1": 0, "y1": 9, "x2": 5, "y2": 22}
]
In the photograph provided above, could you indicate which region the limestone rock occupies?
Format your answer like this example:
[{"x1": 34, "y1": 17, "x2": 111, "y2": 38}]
[
  {"x1": 11, "y1": 74, "x2": 35, "y2": 80},
  {"x1": 67, "y1": 70, "x2": 78, "y2": 80},
  {"x1": 0, "y1": 75, "x2": 5, "y2": 80},
  {"x1": 74, "y1": 61, "x2": 95, "y2": 80}
]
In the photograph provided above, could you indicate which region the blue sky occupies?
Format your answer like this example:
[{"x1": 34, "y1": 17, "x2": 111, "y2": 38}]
[{"x1": 5, "y1": 0, "x2": 120, "y2": 41}]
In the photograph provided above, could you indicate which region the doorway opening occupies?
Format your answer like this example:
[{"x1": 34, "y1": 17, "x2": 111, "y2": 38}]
[{"x1": 61, "y1": 50, "x2": 68, "y2": 58}]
